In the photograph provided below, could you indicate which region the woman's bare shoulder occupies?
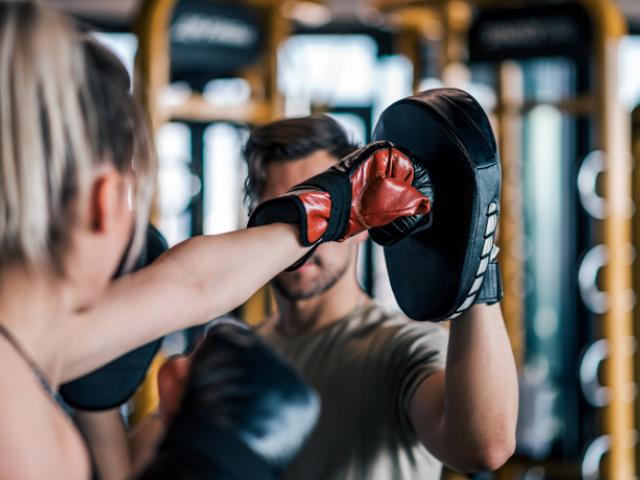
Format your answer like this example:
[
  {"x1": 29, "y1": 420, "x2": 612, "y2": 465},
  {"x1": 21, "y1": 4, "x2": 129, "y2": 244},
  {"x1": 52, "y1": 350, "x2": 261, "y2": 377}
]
[{"x1": 0, "y1": 344, "x2": 90, "y2": 480}]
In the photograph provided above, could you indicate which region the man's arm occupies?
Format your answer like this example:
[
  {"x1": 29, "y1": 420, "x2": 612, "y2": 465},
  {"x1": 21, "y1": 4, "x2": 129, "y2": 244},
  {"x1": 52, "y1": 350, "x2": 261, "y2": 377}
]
[
  {"x1": 129, "y1": 413, "x2": 166, "y2": 475},
  {"x1": 408, "y1": 304, "x2": 518, "y2": 472},
  {"x1": 63, "y1": 224, "x2": 306, "y2": 382}
]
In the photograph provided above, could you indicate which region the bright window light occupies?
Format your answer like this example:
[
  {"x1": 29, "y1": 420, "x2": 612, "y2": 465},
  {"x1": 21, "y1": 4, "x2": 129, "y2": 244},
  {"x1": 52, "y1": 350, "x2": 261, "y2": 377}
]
[
  {"x1": 327, "y1": 113, "x2": 367, "y2": 145},
  {"x1": 204, "y1": 124, "x2": 246, "y2": 234},
  {"x1": 620, "y1": 35, "x2": 640, "y2": 111},
  {"x1": 279, "y1": 35, "x2": 378, "y2": 107},
  {"x1": 92, "y1": 32, "x2": 138, "y2": 83},
  {"x1": 156, "y1": 123, "x2": 193, "y2": 245}
]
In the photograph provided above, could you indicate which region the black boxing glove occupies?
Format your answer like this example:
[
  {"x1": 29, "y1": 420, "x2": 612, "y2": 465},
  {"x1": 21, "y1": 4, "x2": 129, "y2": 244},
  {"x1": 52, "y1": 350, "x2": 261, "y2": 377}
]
[
  {"x1": 136, "y1": 323, "x2": 319, "y2": 480},
  {"x1": 248, "y1": 141, "x2": 433, "y2": 268}
]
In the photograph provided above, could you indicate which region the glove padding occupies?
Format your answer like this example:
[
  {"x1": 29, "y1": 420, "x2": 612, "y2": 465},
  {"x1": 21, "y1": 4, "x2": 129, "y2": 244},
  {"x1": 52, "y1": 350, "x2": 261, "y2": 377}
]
[
  {"x1": 372, "y1": 88, "x2": 502, "y2": 320},
  {"x1": 137, "y1": 323, "x2": 319, "y2": 480},
  {"x1": 248, "y1": 141, "x2": 433, "y2": 268}
]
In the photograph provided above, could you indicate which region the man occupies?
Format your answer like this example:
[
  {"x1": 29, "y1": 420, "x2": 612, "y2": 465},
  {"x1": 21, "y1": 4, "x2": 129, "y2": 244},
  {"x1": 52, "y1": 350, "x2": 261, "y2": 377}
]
[{"x1": 243, "y1": 114, "x2": 518, "y2": 479}]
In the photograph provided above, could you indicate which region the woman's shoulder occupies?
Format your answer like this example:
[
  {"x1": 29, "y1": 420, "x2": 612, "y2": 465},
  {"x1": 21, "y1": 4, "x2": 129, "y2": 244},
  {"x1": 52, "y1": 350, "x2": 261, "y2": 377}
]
[
  {"x1": 0, "y1": 343, "x2": 90, "y2": 480},
  {"x1": 0, "y1": 340, "x2": 49, "y2": 404}
]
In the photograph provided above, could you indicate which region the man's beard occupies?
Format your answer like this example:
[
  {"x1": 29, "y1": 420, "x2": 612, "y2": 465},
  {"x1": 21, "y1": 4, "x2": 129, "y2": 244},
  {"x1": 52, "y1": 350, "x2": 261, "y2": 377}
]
[{"x1": 272, "y1": 253, "x2": 351, "y2": 301}]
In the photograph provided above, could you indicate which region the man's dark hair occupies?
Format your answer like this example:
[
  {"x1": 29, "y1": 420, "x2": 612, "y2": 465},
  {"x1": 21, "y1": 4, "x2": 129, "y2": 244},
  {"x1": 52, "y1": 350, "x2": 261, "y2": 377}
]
[{"x1": 243, "y1": 115, "x2": 358, "y2": 212}]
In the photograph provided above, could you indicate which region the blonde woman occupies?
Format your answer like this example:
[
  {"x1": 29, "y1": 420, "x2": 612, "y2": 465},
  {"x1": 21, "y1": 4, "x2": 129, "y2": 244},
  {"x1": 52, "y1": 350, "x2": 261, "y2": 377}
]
[{"x1": 0, "y1": 3, "x2": 433, "y2": 479}]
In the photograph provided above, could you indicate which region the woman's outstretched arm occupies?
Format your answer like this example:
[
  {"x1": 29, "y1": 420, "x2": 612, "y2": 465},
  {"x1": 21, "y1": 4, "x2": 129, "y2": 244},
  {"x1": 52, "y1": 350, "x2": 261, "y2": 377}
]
[
  {"x1": 64, "y1": 224, "x2": 305, "y2": 381},
  {"x1": 64, "y1": 141, "x2": 432, "y2": 382}
]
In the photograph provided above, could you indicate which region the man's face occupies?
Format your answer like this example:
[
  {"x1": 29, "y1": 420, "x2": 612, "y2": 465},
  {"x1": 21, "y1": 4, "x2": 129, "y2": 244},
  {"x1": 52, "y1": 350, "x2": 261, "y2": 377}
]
[{"x1": 260, "y1": 150, "x2": 358, "y2": 300}]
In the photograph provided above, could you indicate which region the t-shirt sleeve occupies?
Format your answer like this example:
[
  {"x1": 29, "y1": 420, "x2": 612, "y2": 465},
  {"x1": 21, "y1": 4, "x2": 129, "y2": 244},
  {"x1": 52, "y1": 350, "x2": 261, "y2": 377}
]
[{"x1": 384, "y1": 317, "x2": 449, "y2": 432}]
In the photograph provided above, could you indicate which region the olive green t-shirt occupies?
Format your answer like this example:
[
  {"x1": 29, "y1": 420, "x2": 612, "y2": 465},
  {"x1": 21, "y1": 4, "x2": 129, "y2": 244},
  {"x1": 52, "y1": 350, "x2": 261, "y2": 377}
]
[{"x1": 258, "y1": 302, "x2": 449, "y2": 480}]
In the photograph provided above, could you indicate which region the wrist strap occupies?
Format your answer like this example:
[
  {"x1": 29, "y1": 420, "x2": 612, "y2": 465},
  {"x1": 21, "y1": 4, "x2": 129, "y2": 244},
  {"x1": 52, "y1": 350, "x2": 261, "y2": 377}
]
[
  {"x1": 475, "y1": 262, "x2": 503, "y2": 305},
  {"x1": 292, "y1": 170, "x2": 351, "y2": 242}
]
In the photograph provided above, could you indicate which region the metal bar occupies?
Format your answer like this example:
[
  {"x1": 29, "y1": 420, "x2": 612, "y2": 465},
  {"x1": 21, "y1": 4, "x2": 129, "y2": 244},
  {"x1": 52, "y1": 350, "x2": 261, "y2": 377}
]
[
  {"x1": 580, "y1": 0, "x2": 635, "y2": 478},
  {"x1": 167, "y1": 96, "x2": 274, "y2": 124},
  {"x1": 494, "y1": 61, "x2": 525, "y2": 369},
  {"x1": 494, "y1": 95, "x2": 596, "y2": 116},
  {"x1": 133, "y1": 0, "x2": 176, "y2": 132},
  {"x1": 631, "y1": 102, "x2": 640, "y2": 477}
]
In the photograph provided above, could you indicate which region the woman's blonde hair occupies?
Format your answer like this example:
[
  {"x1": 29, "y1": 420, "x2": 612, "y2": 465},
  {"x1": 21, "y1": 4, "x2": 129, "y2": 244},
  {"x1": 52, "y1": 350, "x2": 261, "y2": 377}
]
[{"x1": 0, "y1": 1, "x2": 156, "y2": 273}]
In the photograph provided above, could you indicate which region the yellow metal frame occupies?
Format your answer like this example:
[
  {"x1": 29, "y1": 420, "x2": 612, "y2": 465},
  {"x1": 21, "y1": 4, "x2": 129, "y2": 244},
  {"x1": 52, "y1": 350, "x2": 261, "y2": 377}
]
[
  {"x1": 488, "y1": 1, "x2": 633, "y2": 477},
  {"x1": 134, "y1": 0, "x2": 289, "y2": 128},
  {"x1": 490, "y1": 0, "x2": 633, "y2": 477},
  {"x1": 581, "y1": 1, "x2": 634, "y2": 478},
  {"x1": 631, "y1": 103, "x2": 640, "y2": 476},
  {"x1": 134, "y1": 0, "x2": 175, "y2": 131},
  {"x1": 493, "y1": 61, "x2": 525, "y2": 371}
]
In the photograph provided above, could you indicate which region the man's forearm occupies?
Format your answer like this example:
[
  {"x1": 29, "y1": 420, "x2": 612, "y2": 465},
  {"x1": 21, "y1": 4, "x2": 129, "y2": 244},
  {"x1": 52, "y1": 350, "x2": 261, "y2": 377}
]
[
  {"x1": 444, "y1": 303, "x2": 518, "y2": 467},
  {"x1": 129, "y1": 412, "x2": 167, "y2": 475},
  {"x1": 75, "y1": 409, "x2": 132, "y2": 480},
  {"x1": 409, "y1": 303, "x2": 518, "y2": 472}
]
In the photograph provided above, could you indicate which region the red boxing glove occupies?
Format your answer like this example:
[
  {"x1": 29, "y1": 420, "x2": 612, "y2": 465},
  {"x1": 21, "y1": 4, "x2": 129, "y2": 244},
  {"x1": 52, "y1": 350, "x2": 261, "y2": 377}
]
[{"x1": 248, "y1": 141, "x2": 433, "y2": 248}]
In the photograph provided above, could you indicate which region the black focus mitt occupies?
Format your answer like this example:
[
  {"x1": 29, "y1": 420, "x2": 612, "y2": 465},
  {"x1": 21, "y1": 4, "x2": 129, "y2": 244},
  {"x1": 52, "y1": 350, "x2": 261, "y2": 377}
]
[{"x1": 372, "y1": 88, "x2": 503, "y2": 321}]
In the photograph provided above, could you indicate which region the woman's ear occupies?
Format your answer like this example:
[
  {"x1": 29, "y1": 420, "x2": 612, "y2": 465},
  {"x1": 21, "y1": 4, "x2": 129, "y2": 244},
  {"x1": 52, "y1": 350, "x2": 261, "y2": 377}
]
[
  {"x1": 89, "y1": 170, "x2": 127, "y2": 233},
  {"x1": 157, "y1": 355, "x2": 191, "y2": 422}
]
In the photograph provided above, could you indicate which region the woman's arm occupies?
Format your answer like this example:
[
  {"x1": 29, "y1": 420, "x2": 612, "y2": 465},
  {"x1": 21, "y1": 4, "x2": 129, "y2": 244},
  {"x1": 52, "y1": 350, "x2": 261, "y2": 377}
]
[
  {"x1": 64, "y1": 224, "x2": 306, "y2": 381},
  {"x1": 64, "y1": 142, "x2": 432, "y2": 382}
]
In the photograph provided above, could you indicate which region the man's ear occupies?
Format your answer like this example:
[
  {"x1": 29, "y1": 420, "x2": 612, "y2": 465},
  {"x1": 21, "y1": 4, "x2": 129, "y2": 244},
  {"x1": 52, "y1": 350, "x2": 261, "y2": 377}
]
[
  {"x1": 89, "y1": 170, "x2": 126, "y2": 233},
  {"x1": 157, "y1": 355, "x2": 191, "y2": 422}
]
